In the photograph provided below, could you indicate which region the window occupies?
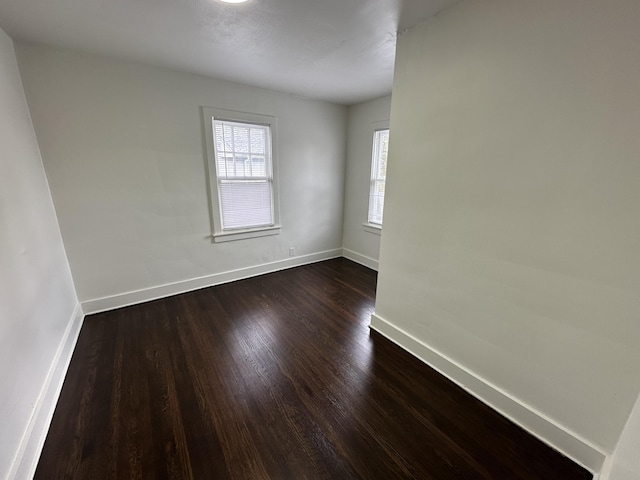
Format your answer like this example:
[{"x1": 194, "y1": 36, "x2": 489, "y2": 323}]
[
  {"x1": 203, "y1": 108, "x2": 280, "y2": 242},
  {"x1": 368, "y1": 127, "x2": 389, "y2": 227}
]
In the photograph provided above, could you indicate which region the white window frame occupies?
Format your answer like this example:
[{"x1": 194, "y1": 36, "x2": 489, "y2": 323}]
[
  {"x1": 364, "y1": 120, "x2": 389, "y2": 234},
  {"x1": 202, "y1": 107, "x2": 281, "y2": 243}
]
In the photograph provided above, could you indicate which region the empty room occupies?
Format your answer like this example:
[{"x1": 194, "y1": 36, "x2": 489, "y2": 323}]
[{"x1": 1, "y1": 0, "x2": 639, "y2": 478}]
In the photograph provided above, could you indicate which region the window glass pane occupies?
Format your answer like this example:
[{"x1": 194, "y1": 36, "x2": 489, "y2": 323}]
[
  {"x1": 233, "y1": 125, "x2": 249, "y2": 153},
  {"x1": 215, "y1": 122, "x2": 225, "y2": 152},
  {"x1": 216, "y1": 124, "x2": 233, "y2": 152},
  {"x1": 214, "y1": 123, "x2": 228, "y2": 177},
  {"x1": 368, "y1": 128, "x2": 389, "y2": 226},
  {"x1": 375, "y1": 129, "x2": 389, "y2": 180},
  {"x1": 251, "y1": 156, "x2": 266, "y2": 177},
  {"x1": 369, "y1": 179, "x2": 385, "y2": 225},
  {"x1": 250, "y1": 128, "x2": 266, "y2": 154},
  {"x1": 232, "y1": 155, "x2": 248, "y2": 177}
]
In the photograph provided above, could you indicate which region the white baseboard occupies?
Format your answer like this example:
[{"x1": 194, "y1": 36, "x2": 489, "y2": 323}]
[
  {"x1": 82, "y1": 249, "x2": 343, "y2": 314},
  {"x1": 341, "y1": 248, "x2": 379, "y2": 271},
  {"x1": 369, "y1": 312, "x2": 607, "y2": 476},
  {"x1": 8, "y1": 303, "x2": 84, "y2": 480}
]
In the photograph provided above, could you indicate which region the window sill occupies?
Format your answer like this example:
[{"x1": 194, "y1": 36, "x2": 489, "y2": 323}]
[
  {"x1": 363, "y1": 223, "x2": 382, "y2": 235},
  {"x1": 213, "y1": 225, "x2": 281, "y2": 243}
]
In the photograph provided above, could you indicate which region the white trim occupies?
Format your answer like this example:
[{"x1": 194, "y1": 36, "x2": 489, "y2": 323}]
[
  {"x1": 213, "y1": 225, "x2": 281, "y2": 243},
  {"x1": 596, "y1": 455, "x2": 614, "y2": 480},
  {"x1": 369, "y1": 312, "x2": 607, "y2": 475},
  {"x1": 342, "y1": 248, "x2": 379, "y2": 271},
  {"x1": 362, "y1": 223, "x2": 382, "y2": 235},
  {"x1": 82, "y1": 249, "x2": 342, "y2": 314},
  {"x1": 8, "y1": 303, "x2": 84, "y2": 480}
]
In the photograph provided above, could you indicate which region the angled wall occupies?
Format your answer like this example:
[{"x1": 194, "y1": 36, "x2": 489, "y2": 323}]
[{"x1": 0, "y1": 28, "x2": 80, "y2": 479}]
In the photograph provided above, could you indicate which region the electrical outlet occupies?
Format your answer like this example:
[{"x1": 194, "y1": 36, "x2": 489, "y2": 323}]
[{"x1": 289, "y1": 246, "x2": 295, "y2": 257}]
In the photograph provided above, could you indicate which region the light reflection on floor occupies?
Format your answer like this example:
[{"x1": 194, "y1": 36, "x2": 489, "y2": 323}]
[{"x1": 224, "y1": 304, "x2": 376, "y2": 429}]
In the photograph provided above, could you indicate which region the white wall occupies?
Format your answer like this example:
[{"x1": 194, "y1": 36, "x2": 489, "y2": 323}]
[
  {"x1": 605, "y1": 390, "x2": 640, "y2": 480},
  {"x1": 0, "y1": 28, "x2": 80, "y2": 479},
  {"x1": 372, "y1": 0, "x2": 640, "y2": 471},
  {"x1": 16, "y1": 43, "x2": 347, "y2": 309},
  {"x1": 342, "y1": 95, "x2": 391, "y2": 269}
]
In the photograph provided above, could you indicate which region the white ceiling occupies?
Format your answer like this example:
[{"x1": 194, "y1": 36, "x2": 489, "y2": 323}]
[{"x1": 0, "y1": 0, "x2": 459, "y2": 105}]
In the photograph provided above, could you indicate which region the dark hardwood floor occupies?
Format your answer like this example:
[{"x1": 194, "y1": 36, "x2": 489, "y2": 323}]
[{"x1": 36, "y1": 258, "x2": 591, "y2": 479}]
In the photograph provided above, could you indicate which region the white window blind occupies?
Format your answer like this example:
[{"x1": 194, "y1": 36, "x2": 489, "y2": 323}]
[
  {"x1": 368, "y1": 128, "x2": 389, "y2": 226},
  {"x1": 213, "y1": 119, "x2": 274, "y2": 230}
]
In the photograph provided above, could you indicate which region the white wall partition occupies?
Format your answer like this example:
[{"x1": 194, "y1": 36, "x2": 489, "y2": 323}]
[
  {"x1": 372, "y1": 0, "x2": 640, "y2": 472},
  {"x1": 16, "y1": 44, "x2": 347, "y2": 310},
  {"x1": 0, "y1": 28, "x2": 81, "y2": 479}
]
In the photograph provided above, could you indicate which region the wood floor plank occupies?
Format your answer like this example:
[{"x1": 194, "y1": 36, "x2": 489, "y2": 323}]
[{"x1": 35, "y1": 258, "x2": 592, "y2": 480}]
